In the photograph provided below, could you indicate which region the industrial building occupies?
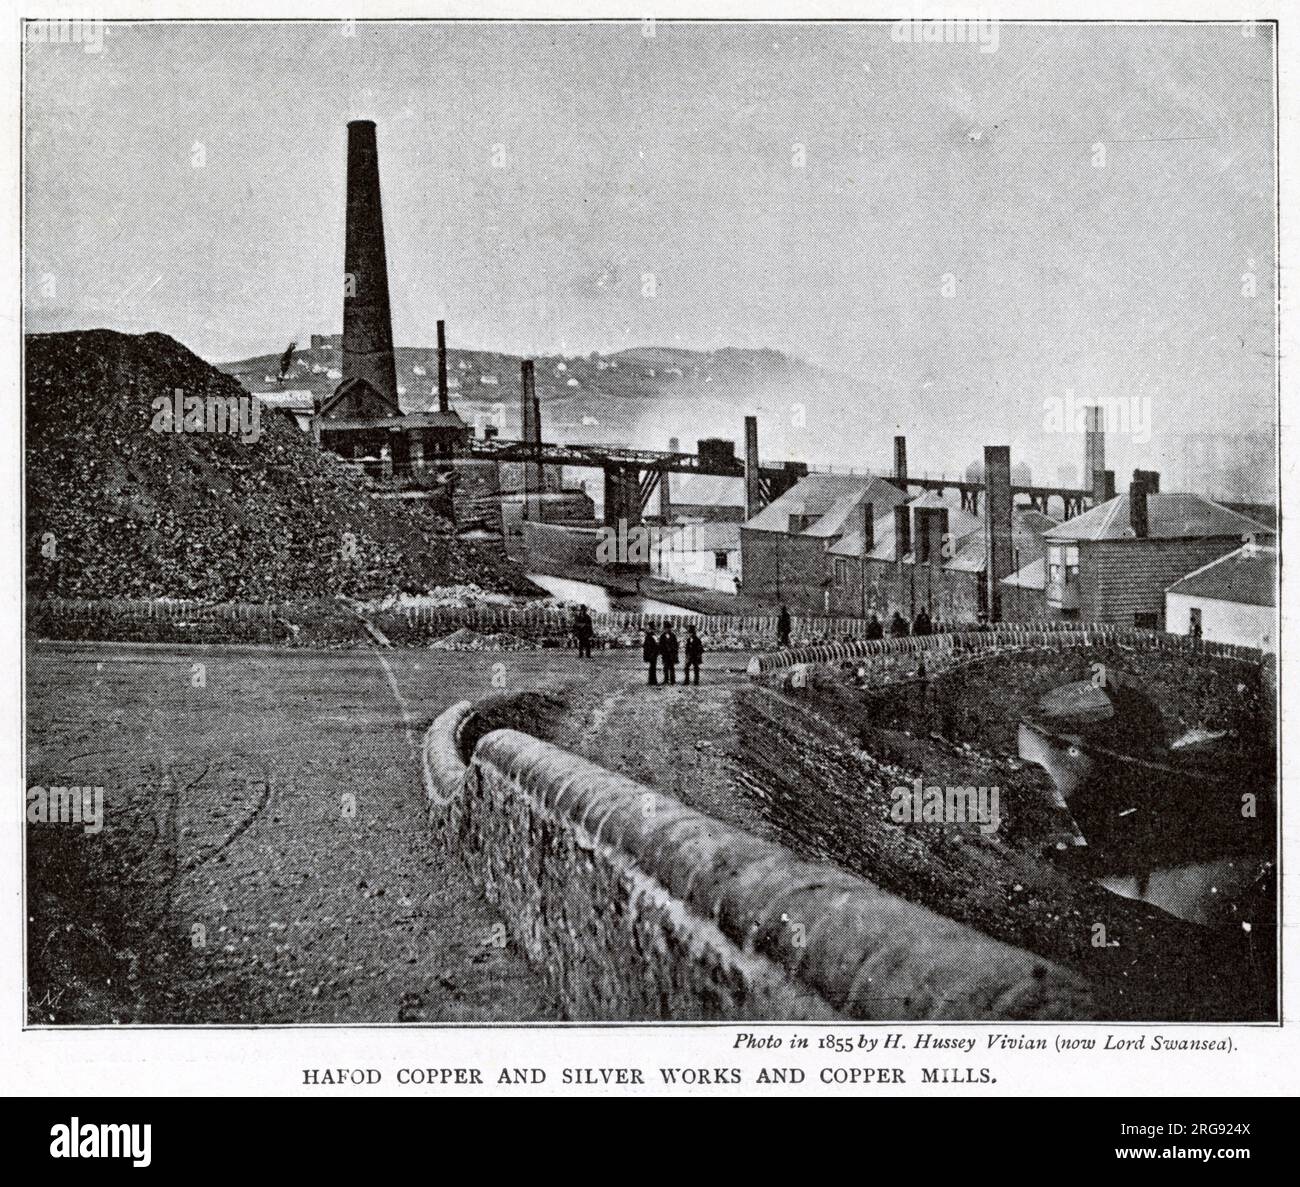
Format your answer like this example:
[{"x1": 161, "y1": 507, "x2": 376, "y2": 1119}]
[
  {"x1": 311, "y1": 120, "x2": 471, "y2": 474},
  {"x1": 1010, "y1": 473, "x2": 1274, "y2": 628}
]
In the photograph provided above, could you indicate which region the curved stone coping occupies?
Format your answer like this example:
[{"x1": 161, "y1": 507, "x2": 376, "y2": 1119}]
[
  {"x1": 423, "y1": 700, "x2": 1095, "y2": 1020},
  {"x1": 746, "y1": 625, "x2": 1266, "y2": 678}
]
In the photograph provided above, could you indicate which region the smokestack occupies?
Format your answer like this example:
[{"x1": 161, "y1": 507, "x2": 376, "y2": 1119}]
[
  {"x1": 341, "y1": 120, "x2": 399, "y2": 411},
  {"x1": 1129, "y1": 475, "x2": 1149, "y2": 538},
  {"x1": 1084, "y1": 405, "x2": 1105, "y2": 495},
  {"x1": 436, "y1": 319, "x2": 449, "y2": 414},
  {"x1": 893, "y1": 504, "x2": 912, "y2": 561},
  {"x1": 984, "y1": 445, "x2": 1013, "y2": 622},
  {"x1": 744, "y1": 416, "x2": 761, "y2": 521},
  {"x1": 521, "y1": 361, "x2": 539, "y2": 514},
  {"x1": 893, "y1": 435, "x2": 908, "y2": 489}
]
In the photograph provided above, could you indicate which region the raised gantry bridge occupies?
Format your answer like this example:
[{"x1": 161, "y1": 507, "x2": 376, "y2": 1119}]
[{"x1": 462, "y1": 428, "x2": 1096, "y2": 523}]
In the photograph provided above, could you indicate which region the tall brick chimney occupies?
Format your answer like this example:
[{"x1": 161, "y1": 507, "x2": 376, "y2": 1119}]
[
  {"x1": 744, "y1": 416, "x2": 761, "y2": 521},
  {"x1": 984, "y1": 445, "x2": 1013, "y2": 622},
  {"x1": 341, "y1": 120, "x2": 399, "y2": 411},
  {"x1": 1084, "y1": 405, "x2": 1105, "y2": 500},
  {"x1": 893, "y1": 435, "x2": 909, "y2": 489},
  {"x1": 521, "y1": 361, "x2": 540, "y2": 509},
  {"x1": 436, "y1": 319, "x2": 449, "y2": 414}
]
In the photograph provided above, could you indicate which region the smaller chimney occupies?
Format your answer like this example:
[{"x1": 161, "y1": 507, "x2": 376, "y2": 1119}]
[
  {"x1": 1134, "y1": 468, "x2": 1160, "y2": 494},
  {"x1": 744, "y1": 416, "x2": 761, "y2": 520},
  {"x1": 436, "y1": 319, "x2": 449, "y2": 414},
  {"x1": 861, "y1": 502, "x2": 874, "y2": 553},
  {"x1": 893, "y1": 435, "x2": 908, "y2": 488},
  {"x1": 1129, "y1": 476, "x2": 1149, "y2": 539},
  {"x1": 894, "y1": 503, "x2": 912, "y2": 561}
]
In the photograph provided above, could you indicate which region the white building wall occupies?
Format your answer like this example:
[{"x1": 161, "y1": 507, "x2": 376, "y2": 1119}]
[
  {"x1": 1165, "y1": 592, "x2": 1275, "y2": 651},
  {"x1": 655, "y1": 549, "x2": 741, "y2": 593}
]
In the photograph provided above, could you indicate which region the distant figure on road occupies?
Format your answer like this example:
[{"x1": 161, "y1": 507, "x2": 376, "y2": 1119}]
[
  {"x1": 642, "y1": 628, "x2": 660, "y2": 686},
  {"x1": 573, "y1": 606, "x2": 594, "y2": 658},
  {"x1": 913, "y1": 607, "x2": 932, "y2": 636},
  {"x1": 889, "y1": 611, "x2": 910, "y2": 638},
  {"x1": 865, "y1": 613, "x2": 883, "y2": 641},
  {"x1": 683, "y1": 625, "x2": 704, "y2": 685},
  {"x1": 658, "y1": 625, "x2": 679, "y2": 685},
  {"x1": 777, "y1": 606, "x2": 792, "y2": 648}
]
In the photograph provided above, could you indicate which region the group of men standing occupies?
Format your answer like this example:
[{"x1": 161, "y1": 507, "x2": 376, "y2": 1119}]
[
  {"x1": 569, "y1": 606, "x2": 705, "y2": 686},
  {"x1": 641, "y1": 624, "x2": 704, "y2": 686}
]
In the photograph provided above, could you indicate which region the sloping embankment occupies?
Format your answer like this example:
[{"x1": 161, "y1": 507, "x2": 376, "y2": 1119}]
[{"x1": 422, "y1": 700, "x2": 1095, "y2": 1022}]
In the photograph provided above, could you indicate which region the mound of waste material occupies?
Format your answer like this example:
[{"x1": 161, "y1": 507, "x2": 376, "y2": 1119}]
[
  {"x1": 26, "y1": 330, "x2": 537, "y2": 601},
  {"x1": 429, "y1": 628, "x2": 534, "y2": 651}
]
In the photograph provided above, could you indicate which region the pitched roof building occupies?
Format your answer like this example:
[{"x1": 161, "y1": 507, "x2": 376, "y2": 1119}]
[
  {"x1": 1023, "y1": 478, "x2": 1273, "y2": 628},
  {"x1": 1165, "y1": 543, "x2": 1276, "y2": 649}
]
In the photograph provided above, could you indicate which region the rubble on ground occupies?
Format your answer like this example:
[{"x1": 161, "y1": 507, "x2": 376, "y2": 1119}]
[{"x1": 26, "y1": 329, "x2": 537, "y2": 601}]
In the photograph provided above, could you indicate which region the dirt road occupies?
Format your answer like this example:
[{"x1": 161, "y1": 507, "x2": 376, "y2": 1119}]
[{"x1": 26, "y1": 641, "x2": 639, "y2": 1024}]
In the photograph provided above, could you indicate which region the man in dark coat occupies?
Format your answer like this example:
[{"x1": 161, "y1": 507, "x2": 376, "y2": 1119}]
[
  {"x1": 574, "y1": 606, "x2": 594, "y2": 658},
  {"x1": 658, "y1": 626, "x2": 679, "y2": 685},
  {"x1": 889, "y1": 611, "x2": 910, "y2": 638},
  {"x1": 642, "y1": 628, "x2": 659, "y2": 685},
  {"x1": 777, "y1": 606, "x2": 792, "y2": 648},
  {"x1": 865, "y1": 613, "x2": 883, "y2": 641},
  {"x1": 683, "y1": 625, "x2": 704, "y2": 685}
]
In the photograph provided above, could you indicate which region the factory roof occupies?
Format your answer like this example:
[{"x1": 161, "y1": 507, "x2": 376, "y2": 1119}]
[
  {"x1": 744, "y1": 472, "x2": 907, "y2": 536},
  {"x1": 1166, "y1": 543, "x2": 1276, "y2": 608},
  {"x1": 1047, "y1": 493, "x2": 1271, "y2": 542}
]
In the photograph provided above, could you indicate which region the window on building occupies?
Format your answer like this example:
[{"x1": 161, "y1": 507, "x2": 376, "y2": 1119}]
[
  {"x1": 1134, "y1": 612, "x2": 1158, "y2": 630},
  {"x1": 834, "y1": 558, "x2": 850, "y2": 587},
  {"x1": 1048, "y1": 543, "x2": 1077, "y2": 586},
  {"x1": 714, "y1": 550, "x2": 729, "y2": 570},
  {"x1": 1188, "y1": 607, "x2": 1202, "y2": 639}
]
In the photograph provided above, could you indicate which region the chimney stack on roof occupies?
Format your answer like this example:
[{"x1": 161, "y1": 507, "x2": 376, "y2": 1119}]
[
  {"x1": 894, "y1": 503, "x2": 912, "y2": 562},
  {"x1": 1129, "y1": 474, "x2": 1150, "y2": 538}
]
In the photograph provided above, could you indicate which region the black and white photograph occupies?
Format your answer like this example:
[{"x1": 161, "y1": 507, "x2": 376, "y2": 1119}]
[{"x1": 12, "y1": 4, "x2": 1287, "y2": 1064}]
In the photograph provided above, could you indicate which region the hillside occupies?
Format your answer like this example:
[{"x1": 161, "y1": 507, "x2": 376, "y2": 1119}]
[
  {"x1": 219, "y1": 340, "x2": 897, "y2": 465},
  {"x1": 25, "y1": 329, "x2": 536, "y2": 601}
]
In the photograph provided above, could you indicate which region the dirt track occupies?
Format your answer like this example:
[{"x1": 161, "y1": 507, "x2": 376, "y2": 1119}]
[
  {"x1": 27, "y1": 638, "x2": 1272, "y2": 1024},
  {"x1": 27, "y1": 641, "x2": 614, "y2": 1024}
]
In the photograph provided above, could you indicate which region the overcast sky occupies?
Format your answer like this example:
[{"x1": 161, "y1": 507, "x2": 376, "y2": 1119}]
[{"x1": 23, "y1": 20, "x2": 1276, "y2": 489}]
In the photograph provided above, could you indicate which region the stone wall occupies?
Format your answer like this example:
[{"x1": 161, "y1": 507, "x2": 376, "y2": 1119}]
[{"x1": 424, "y1": 702, "x2": 1095, "y2": 1021}]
